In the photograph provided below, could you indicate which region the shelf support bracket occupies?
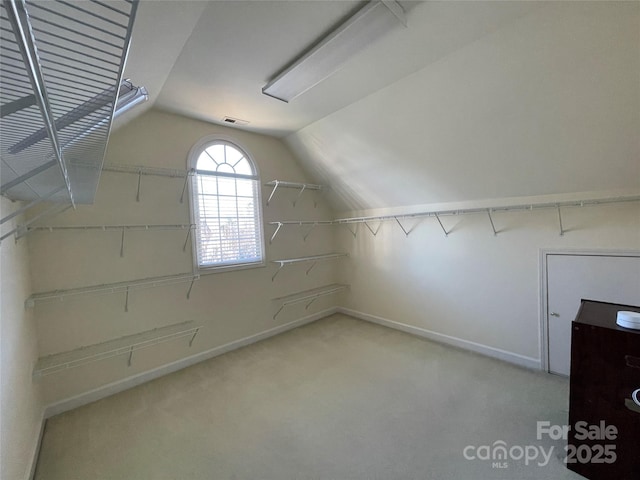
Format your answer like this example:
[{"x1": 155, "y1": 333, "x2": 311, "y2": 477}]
[
  {"x1": 1, "y1": 185, "x2": 65, "y2": 226},
  {"x1": 0, "y1": 158, "x2": 56, "y2": 194},
  {"x1": 136, "y1": 170, "x2": 142, "y2": 202},
  {"x1": 124, "y1": 287, "x2": 129, "y2": 312},
  {"x1": 179, "y1": 171, "x2": 190, "y2": 203},
  {"x1": 434, "y1": 213, "x2": 449, "y2": 237},
  {"x1": 313, "y1": 189, "x2": 321, "y2": 208},
  {"x1": 127, "y1": 346, "x2": 133, "y2": 367},
  {"x1": 343, "y1": 223, "x2": 357, "y2": 238},
  {"x1": 182, "y1": 227, "x2": 191, "y2": 252},
  {"x1": 305, "y1": 297, "x2": 317, "y2": 310},
  {"x1": 487, "y1": 209, "x2": 498, "y2": 236},
  {"x1": 188, "y1": 328, "x2": 200, "y2": 347},
  {"x1": 273, "y1": 304, "x2": 285, "y2": 320},
  {"x1": 302, "y1": 223, "x2": 316, "y2": 242},
  {"x1": 186, "y1": 277, "x2": 196, "y2": 299},
  {"x1": 305, "y1": 262, "x2": 317, "y2": 276},
  {"x1": 266, "y1": 180, "x2": 279, "y2": 206},
  {"x1": 363, "y1": 221, "x2": 381, "y2": 236},
  {"x1": 271, "y1": 264, "x2": 284, "y2": 282},
  {"x1": 120, "y1": 227, "x2": 125, "y2": 257},
  {"x1": 557, "y1": 205, "x2": 564, "y2": 236},
  {"x1": 6, "y1": 202, "x2": 71, "y2": 242},
  {"x1": 394, "y1": 216, "x2": 415, "y2": 237},
  {"x1": 293, "y1": 184, "x2": 306, "y2": 207},
  {"x1": 269, "y1": 222, "x2": 282, "y2": 244}
]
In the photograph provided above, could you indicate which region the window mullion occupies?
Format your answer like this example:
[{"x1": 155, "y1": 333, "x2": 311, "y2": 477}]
[{"x1": 216, "y1": 175, "x2": 222, "y2": 263}]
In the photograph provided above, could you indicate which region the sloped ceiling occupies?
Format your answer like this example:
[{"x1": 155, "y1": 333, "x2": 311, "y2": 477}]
[
  {"x1": 285, "y1": 1, "x2": 640, "y2": 211},
  {"x1": 117, "y1": 1, "x2": 639, "y2": 212},
  {"x1": 119, "y1": 0, "x2": 541, "y2": 136}
]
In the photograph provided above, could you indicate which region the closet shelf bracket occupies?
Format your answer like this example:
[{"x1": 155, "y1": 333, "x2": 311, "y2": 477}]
[
  {"x1": 434, "y1": 213, "x2": 449, "y2": 237},
  {"x1": 343, "y1": 223, "x2": 357, "y2": 238},
  {"x1": 180, "y1": 170, "x2": 194, "y2": 203},
  {"x1": 120, "y1": 227, "x2": 126, "y2": 257},
  {"x1": 1, "y1": 201, "x2": 71, "y2": 242},
  {"x1": 487, "y1": 209, "x2": 498, "y2": 236},
  {"x1": 557, "y1": 205, "x2": 565, "y2": 236},
  {"x1": 363, "y1": 221, "x2": 381, "y2": 236},
  {"x1": 135, "y1": 170, "x2": 142, "y2": 202},
  {"x1": 394, "y1": 216, "x2": 420, "y2": 236},
  {"x1": 269, "y1": 222, "x2": 283, "y2": 244}
]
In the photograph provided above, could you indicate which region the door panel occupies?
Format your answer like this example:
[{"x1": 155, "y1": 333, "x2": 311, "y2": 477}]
[{"x1": 547, "y1": 254, "x2": 640, "y2": 376}]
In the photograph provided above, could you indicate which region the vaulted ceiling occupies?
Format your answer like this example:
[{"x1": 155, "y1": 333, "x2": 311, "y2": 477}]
[
  {"x1": 118, "y1": 1, "x2": 640, "y2": 212},
  {"x1": 120, "y1": 0, "x2": 541, "y2": 136}
]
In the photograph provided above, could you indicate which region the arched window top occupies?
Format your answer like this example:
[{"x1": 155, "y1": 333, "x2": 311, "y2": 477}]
[{"x1": 194, "y1": 141, "x2": 257, "y2": 178}]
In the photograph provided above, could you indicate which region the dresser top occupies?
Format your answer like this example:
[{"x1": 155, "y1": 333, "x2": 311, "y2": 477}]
[{"x1": 574, "y1": 299, "x2": 640, "y2": 333}]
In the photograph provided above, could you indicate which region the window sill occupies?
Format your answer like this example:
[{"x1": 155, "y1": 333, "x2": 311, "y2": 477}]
[{"x1": 197, "y1": 260, "x2": 266, "y2": 275}]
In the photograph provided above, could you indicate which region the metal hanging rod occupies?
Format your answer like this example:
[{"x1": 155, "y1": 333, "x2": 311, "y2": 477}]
[
  {"x1": 265, "y1": 180, "x2": 324, "y2": 207},
  {"x1": 33, "y1": 321, "x2": 201, "y2": 377},
  {"x1": 272, "y1": 283, "x2": 349, "y2": 319},
  {"x1": 26, "y1": 272, "x2": 200, "y2": 309},
  {"x1": 271, "y1": 253, "x2": 348, "y2": 281}
]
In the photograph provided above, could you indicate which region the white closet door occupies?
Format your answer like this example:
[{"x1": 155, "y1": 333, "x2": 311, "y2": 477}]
[{"x1": 546, "y1": 254, "x2": 640, "y2": 376}]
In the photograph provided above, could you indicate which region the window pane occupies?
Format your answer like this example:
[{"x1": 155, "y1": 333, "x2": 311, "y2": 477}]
[
  {"x1": 236, "y1": 178, "x2": 255, "y2": 197},
  {"x1": 225, "y1": 146, "x2": 244, "y2": 166},
  {"x1": 205, "y1": 144, "x2": 225, "y2": 165},
  {"x1": 197, "y1": 152, "x2": 216, "y2": 172},
  {"x1": 217, "y1": 163, "x2": 235, "y2": 175},
  {"x1": 217, "y1": 176, "x2": 236, "y2": 196},
  {"x1": 198, "y1": 175, "x2": 217, "y2": 195},
  {"x1": 234, "y1": 158, "x2": 253, "y2": 176}
]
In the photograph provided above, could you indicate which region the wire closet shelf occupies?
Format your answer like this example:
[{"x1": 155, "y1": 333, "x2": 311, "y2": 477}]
[
  {"x1": 0, "y1": 0, "x2": 139, "y2": 215},
  {"x1": 33, "y1": 321, "x2": 201, "y2": 377},
  {"x1": 268, "y1": 194, "x2": 640, "y2": 242}
]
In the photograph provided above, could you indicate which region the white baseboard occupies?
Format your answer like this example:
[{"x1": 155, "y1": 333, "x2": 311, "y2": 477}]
[
  {"x1": 27, "y1": 410, "x2": 46, "y2": 480},
  {"x1": 44, "y1": 308, "x2": 337, "y2": 418},
  {"x1": 338, "y1": 307, "x2": 541, "y2": 370}
]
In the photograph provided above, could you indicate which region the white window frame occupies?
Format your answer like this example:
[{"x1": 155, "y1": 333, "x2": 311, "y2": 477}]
[{"x1": 187, "y1": 135, "x2": 266, "y2": 273}]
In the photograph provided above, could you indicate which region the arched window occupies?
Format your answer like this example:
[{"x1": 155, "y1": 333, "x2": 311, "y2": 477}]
[{"x1": 189, "y1": 138, "x2": 264, "y2": 270}]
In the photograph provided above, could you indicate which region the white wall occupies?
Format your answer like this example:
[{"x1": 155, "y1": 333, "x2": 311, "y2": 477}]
[
  {"x1": 286, "y1": 1, "x2": 639, "y2": 211},
  {"x1": 1, "y1": 197, "x2": 44, "y2": 480},
  {"x1": 336, "y1": 197, "x2": 640, "y2": 366},
  {"x1": 26, "y1": 109, "x2": 339, "y2": 407}
]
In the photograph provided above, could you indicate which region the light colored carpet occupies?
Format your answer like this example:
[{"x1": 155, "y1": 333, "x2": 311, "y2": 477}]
[{"x1": 35, "y1": 314, "x2": 584, "y2": 480}]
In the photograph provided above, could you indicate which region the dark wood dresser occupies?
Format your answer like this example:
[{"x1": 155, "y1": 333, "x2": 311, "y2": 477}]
[{"x1": 568, "y1": 300, "x2": 640, "y2": 480}]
